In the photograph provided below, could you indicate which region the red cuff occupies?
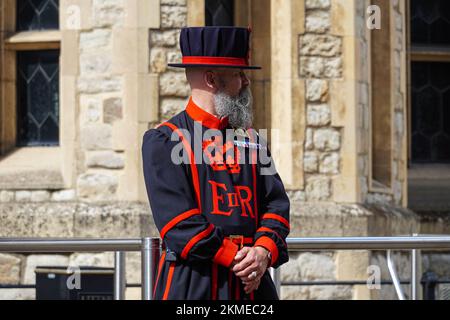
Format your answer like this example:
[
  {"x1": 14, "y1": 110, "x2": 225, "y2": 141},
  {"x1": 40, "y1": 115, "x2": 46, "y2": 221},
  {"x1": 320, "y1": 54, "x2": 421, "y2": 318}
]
[
  {"x1": 254, "y1": 236, "x2": 279, "y2": 267},
  {"x1": 213, "y1": 238, "x2": 239, "y2": 267}
]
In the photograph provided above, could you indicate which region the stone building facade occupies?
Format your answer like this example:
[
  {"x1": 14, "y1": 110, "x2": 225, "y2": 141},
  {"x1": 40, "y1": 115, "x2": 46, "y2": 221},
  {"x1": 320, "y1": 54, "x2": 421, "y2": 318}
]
[{"x1": 1, "y1": 0, "x2": 449, "y2": 300}]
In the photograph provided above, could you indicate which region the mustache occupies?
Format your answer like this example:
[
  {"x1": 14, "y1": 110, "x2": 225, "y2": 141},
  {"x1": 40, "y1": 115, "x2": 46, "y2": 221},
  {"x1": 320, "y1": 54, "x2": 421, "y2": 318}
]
[{"x1": 214, "y1": 88, "x2": 253, "y2": 129}]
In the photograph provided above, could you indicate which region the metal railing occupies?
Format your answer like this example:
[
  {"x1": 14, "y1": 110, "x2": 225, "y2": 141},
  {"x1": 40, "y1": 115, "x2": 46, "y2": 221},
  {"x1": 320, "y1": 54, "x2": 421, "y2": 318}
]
[
  {"x1": 1, "y1": 235, "x2": 450, "y2": 300},
  {"x1": 0, "y1": 238, "x2": 161, "y2": 300},
  {"x1": 277, "y1": 235, "x2": 450, "y2": 300}
]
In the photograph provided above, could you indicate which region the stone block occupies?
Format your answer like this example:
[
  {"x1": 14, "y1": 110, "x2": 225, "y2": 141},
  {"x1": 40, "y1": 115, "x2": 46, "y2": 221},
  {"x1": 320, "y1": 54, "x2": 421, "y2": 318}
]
[
  {"x1": 319, "y1": 152, "x2": 340, "y2": 174},
  {"x1": 305, "y1": 176, "x2": 331, "y2": 201},
  {"x1": 79, "y1": 29, "x2": 112, "y2": 52},
  {"x1": 85, "y1": 151, "x2": 125, "y2": 169},
  {"x1": 306, "y1": 0, "x2": 331, "y2": 9},
  {"x1": 0, "y1": 254, "x2": 22, "y2": 284},
  {"x1": 313, "y1": 128, "x2": 341, "y2": 151},
  {"x1": 73, "y1": 203, "x2": 149, "y2": 238},
  {"x1": 15, "y1": 191, "x2": 31, "y2": 202},
  {"x1": 93, "y1": 0, "x2": 125, "y2": 28},
  {"x1": 300, "y1": 34, "x2": 342, "y2": 57},
  {"x1": 32, "y1": 203, "x2": 75, "y2": 237},
  {"x1": 161, "y1": 0, "x2": 186, "y2": 5},
  {"x1": 306, "y1": 79, "x2": 329, "y2": 102},
  {"x1": 0, "y1": 289, "x2": 35, "y2": 300},
  {"x1": 150, "y1": 47, "x2": 167, "y2": 73},
  {"x1": 305, "y1": 128, "x2": 314, "y2": 150},
  {"x1": 77, "y1": 77, "x2": 123, "y2": 94},
  {"x1": 80, "y1": 52, "x2": 112, "y2": 74},
  {"x1": 150, "y1": 30, "x2": 179, "y2": 47},
  {"x1": 0, "y1": 204, "x2": 34, "y2": 237},
  {"x1": 304, "y1": 152, "x2": 319, "y2": 173},
  {"x1": 30, "y1": 191, "x2": 51, "y2": 202},
  {"x1": 51, "y1": 190, "x2": 76, "y2": 202},
  {"x1": 69, "y1": 252, "x2": 114, "y2": 269},
  {"x1": 0, "y1": 191, "x2": 14, "y2": 202},
  {"x1": 103, "y1": 98, "x2": 123, "y2": 124},
  {"x1": 161, "y1": 5, "x2": 187, "y2": 29},
  {"x1": 77, "y1": 173, "x2": 118, "y2": 201},
  {"x1": 324, "y1": 57, "x2": 343, "y2": 78},
  {"x1": 160, "y1": 97, "x2": 188, "y2": 119},
  {"x1": 159, "y1": 72, "x2": 189, "y2": 97},
  {"x1": 307, "y1": 103, "x2": 331, "y2": 126},
  {"x1": 305, "y1": 10, "x2": 330, "y2": 33},
  {"x1": 80, "y1": 124, "x2": 113, "y2": 150},
  {"x1": 300, "y1": 57, "x2": 325, "y2": 78}
]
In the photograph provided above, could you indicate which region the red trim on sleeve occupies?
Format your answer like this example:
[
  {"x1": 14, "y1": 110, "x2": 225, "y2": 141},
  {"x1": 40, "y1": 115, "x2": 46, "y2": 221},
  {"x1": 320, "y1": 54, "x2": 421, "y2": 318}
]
[
  {"x1": 262, "y1": 213, "x2": 290, "y2": 230},
  {"x1": 254, "y1": 236, "x2": 279, "y2": 267},
  {"x1": 213, "y1": 238, "x2": 239, "y2": 267},
  {"x1": 257, "y1": 226, "x2": 287, "y2": 247},
  {"x1": 160, "y1": 122, "x2": 202, "y2": 211},
  {"x1": 160, "y1": 208, "x2": 200, "y2": 240},
  {"x1": 181, "y1": 224, "x2": 215, "y2": 259}
]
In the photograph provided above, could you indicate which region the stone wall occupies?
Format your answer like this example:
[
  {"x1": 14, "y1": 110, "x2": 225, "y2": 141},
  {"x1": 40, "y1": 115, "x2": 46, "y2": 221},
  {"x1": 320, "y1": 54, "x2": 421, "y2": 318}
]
[
  {"x1": 300, "y1": 0, "x2": 344, "y2": 202},
  {"x1": 362, "y1": 0, "x2": 407, "y2": 206},
  {"x1": 355, "y1": 0, "x2": 371, "y2": 204},
  {"x1": 150, "y1": 0, "x2": 189, "y2": 122},
  {"x1": 77, "y1": 0, "x2": 126, "y2": 202},
  {"x1": 281, "y1": 251, "x2": 353, "y2": 300},
  {"x1": 390, "y1": 0, "x2": 407, "y2": 206}
]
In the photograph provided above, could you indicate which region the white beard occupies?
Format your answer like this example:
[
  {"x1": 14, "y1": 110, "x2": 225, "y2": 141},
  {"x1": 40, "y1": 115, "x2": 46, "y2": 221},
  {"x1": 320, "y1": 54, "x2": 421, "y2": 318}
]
[{"x1": 214, "y1": 87, "x2": 253, "y2": 129}]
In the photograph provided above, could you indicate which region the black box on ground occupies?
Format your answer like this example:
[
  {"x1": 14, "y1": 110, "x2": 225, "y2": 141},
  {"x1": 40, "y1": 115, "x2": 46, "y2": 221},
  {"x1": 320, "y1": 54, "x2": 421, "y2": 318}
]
[{"x1": 35, "y1": 266, "x2": 114, "y2": 300}]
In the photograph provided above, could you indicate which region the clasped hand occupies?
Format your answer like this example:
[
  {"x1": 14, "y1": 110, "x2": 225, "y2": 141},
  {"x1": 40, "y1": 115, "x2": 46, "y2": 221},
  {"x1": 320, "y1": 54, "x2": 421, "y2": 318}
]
[{"x1": 231, "y1": 246, "x2": 270, "y2": 294}]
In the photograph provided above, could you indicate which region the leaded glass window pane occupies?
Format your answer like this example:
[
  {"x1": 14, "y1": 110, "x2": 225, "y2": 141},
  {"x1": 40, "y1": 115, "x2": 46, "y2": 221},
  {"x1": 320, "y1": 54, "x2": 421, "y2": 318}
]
[
  {"x1": 410, "y1": 0, "x2": 450, "y2": 46},
  {"x1": 411, "y1": 61, "x2": 450, "y2": 162},
  {"x1": 205, "y1": 0, "x2": 234, "y2": 26},
  {"x1": 17, "y1": 50, "x2": 60, "y2": 147},
  {"x1": 17, "y1": 0, "x2": 59, "y2": 31}
]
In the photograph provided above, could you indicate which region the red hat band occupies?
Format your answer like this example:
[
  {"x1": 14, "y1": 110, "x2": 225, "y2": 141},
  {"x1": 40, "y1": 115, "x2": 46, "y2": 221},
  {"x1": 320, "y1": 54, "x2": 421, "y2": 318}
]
[{"x1": 181, "y1": 56, "x2": 249, "y2": 67}]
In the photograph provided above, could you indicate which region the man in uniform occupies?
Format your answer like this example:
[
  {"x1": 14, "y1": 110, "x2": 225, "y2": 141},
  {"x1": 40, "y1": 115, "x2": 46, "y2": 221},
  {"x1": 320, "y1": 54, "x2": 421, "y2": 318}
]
[{"x1": 142, "y1": 26, "x2": 290, "y2": 300}]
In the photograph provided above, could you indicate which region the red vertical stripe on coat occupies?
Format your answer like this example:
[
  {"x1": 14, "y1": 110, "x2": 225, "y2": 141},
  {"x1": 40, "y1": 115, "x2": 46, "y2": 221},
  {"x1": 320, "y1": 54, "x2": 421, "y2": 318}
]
[
  {"x1": 249, "y1": 129, "x2": 258, "y2": 228},
  {"x1": 228, "y1": 270, "x2": 233, "y2": 300},
  {"x1": 153, "y1": 250, "x2": 166, "y2": 298},
  {"x1": 235, "y1": 277, "x2": 241, "y2": 300},
  {"x1": 211, "y1": 263, "x2": 218, "y2": 300},
  {"x1": 162, "y1": 262, "x2": 175, "y2": 300},
  {"x1": 160, "y1": 122, "x2": 202, "y2": 211}
]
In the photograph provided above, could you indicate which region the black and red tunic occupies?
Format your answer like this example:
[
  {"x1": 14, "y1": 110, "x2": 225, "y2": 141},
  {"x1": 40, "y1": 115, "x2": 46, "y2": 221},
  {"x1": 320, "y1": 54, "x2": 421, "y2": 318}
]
[{"x1": 142, "y1": 97, "x2": 290, "y2": 300}]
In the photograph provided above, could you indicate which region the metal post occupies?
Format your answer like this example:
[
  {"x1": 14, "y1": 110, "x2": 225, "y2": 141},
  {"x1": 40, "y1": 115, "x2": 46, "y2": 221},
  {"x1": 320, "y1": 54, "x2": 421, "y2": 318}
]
[
  {"x1": 411, "y1": 248, "x2": 417, "y2": 300},
  {"x1": 411, "y1": 233, "x2": 419, "y2": 300},
  {"x1": 114, "y1": 251, "x2": 126, "y2": 300},
  {"x1": 141, "y1": 237, "x2": 160, "y2": 300},
  {"x1": 269, "y1": 267, "x2": 281, "y2": 298}
]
